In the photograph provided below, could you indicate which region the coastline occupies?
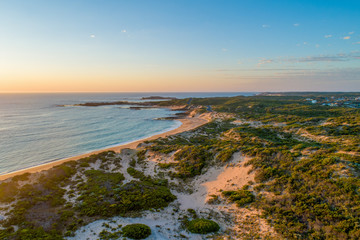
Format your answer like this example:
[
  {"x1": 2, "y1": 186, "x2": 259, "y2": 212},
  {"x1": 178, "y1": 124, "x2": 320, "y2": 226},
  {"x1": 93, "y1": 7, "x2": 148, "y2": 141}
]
[{"x1": 0, "y1": 113, "x2": 211, "y2": 181}]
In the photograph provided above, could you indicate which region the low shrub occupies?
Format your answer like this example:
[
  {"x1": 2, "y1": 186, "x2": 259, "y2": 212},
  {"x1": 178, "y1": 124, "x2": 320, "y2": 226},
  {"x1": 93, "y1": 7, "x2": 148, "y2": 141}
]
[
  {"x1": 222, "y1": 189, "x2": 255, "y2": 207},
  {"x1": 127, "y1": 167, "x2": 146, "y2": 180},
  {"x1": 122, "y1": 223, "x2": 151, "y2": 239},
  {"x1": 187, "y1": 218, "x2": 220, "y2": 234},
  {"x1": 136, "y1": 150, "x2": 147, "y2": 163}
]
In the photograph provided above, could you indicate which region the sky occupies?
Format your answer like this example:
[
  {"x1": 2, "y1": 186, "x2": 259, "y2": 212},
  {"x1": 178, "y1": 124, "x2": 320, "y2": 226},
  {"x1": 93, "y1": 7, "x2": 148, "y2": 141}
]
[{"x1": 0, "y1": 0, "x2": 359, "y2": 92}]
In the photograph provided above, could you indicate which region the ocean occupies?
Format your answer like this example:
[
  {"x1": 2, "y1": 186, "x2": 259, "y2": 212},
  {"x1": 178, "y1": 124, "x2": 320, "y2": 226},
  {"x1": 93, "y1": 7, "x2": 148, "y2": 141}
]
[{"x1": 0, "y1": 92, "x2": 255, "y2": 174}]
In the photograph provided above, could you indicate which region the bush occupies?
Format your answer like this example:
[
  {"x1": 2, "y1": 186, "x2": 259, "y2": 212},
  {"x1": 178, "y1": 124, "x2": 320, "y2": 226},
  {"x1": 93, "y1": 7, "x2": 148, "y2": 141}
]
[
  {"x1": 11, "y1": 172, "x2": 31, "y2": 182},
  {"x1": 129, "y1": 158, "x2": 136, "y2": 167},
  {"x1": 187, "y1": 218, "x2": 220, "y2": 234},
  {"x1": 0, "y1": 181, "x2": 19, "y2": 202},
  {"x1": 127, "y1": 167, "x2": 146, "y2": 180},
  {"x1": 136, "y1": 150, "x2": 147, "y2": 163},
  {"x1": 222, "y1": 189, "x2": 255, "y2": 207},
  {"x1": 122, "y1": 224, "x2": 151, "y2": 239},
  {"x1": 173, "y1": 146, "x2": 213, "y2": 178}
]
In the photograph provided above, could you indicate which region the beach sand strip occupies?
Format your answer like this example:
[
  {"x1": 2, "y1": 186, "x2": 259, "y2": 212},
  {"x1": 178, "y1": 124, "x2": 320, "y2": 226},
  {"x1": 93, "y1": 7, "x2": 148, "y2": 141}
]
[{"x1": 0, "y1": 113, "x2": 210, "y2": 181}]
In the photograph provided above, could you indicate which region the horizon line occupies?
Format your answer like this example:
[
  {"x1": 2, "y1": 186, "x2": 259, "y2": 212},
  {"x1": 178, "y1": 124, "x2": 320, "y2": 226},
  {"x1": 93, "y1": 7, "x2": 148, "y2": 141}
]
[{"x1": 1, "y1": 91, "x2": 360, "y2": 94}]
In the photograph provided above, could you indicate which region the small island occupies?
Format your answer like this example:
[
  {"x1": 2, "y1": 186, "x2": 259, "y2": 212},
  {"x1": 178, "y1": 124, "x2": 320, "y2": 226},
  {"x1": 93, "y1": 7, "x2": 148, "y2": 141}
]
[{"x1": 141, "y1": 96, "x2": 177, "y2": 100}]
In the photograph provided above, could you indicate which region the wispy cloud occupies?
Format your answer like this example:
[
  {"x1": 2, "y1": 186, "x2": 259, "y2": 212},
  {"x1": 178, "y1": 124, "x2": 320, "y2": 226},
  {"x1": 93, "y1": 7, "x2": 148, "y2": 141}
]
[
  {"x1": 215, "y1": 69, "x2": 237, "y2": 72},
  {"x1": 222, "y1": 68, "x2": 360, "y2": 91},
  {"x1": 121, "y1": 29, "x2": 127, "y2": 33},
  {"x1": 293, "y1": 23, "x2": 300, "y2": 27},
  {"x1": 258, "y1": 58, "x2": 274, "y2": 65},
  {"x1": 215, "y1": 68, "x2": 316, "y2": 72},
  {"x1": 258, "y1": 51, "x2": 360, "y2": 65},
  {"x1": 263, "y1": 68, "x2": 360, "y2": 86},
  {"x1": 349, "y1": 31, "x2": 355, "y2": 35},
  {"x1": 262, "y1": 24, "x2": 270, "y2": 28},
  {"x1": 343, "y1": 36, "x2": 351, "y2": 40},
  {"x1": 222, "y1": 48, "x2": 228, "y2": 52},
  {"x1": 277, "y1": 68, "x2": 360, "y2": 80},
  {"x1": 324, "y1": 35, "x2": 332, "y2": 38},
  {"x1": 90, "y1": 34, "x2": 96, "y2": 38},
  {"x1": 353, "y1": 42, "x2": 360, "y2": 45}
]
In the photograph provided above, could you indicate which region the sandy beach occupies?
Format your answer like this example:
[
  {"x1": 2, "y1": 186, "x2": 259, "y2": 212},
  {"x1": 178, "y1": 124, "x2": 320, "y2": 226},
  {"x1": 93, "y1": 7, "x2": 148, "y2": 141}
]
[{"x1": 0, "y1": 113, "x2": 211, "y2": 181}]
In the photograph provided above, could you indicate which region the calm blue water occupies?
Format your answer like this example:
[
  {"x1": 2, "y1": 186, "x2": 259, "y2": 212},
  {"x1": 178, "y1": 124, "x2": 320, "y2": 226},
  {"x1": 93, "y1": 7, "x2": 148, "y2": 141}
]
[{"x1": 0, "y1": 92, "x2": 255, "y2": 174}]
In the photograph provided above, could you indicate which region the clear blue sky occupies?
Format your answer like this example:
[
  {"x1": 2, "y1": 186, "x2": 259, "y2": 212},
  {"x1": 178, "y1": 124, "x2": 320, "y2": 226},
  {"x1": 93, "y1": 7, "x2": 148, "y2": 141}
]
[{"x1": 0, "y1": 0, "x2": 359, "y2": 92}]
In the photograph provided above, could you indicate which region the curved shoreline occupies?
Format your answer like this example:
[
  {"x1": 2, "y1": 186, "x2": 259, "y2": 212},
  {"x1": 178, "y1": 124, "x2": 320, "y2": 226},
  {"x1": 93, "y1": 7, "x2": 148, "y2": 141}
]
[{"x1": 0, "y1": 114, "x2": 210, "y2": 181}]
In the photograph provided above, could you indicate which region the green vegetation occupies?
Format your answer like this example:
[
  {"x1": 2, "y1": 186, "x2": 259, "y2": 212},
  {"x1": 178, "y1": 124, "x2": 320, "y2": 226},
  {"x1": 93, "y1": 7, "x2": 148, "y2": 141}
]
[
  {"x1": 136, "y1": 150, "x2": 147, "y2": 163},
  {"x1": 222, "y1": 188, "x2": 255, "y2": 207},
  {"x1": 0, "y1": 151, "x2": 174, "y2": 239},
  {"x1": 172, "y1": 146, "x2": 213, "y2": 178},
  {"x1": 1, "y1": 93, "x2": 360, "y2": 239},
  {"x1": 0, "y1": 181, "x2": 18, "y2": 203},
  {"x1": 148, "y1": 120, "x2": 237, "y2": 178},
  {"x1": 187, "y1": 218, "x2": 220, "y2": 234},
  {"x1": 98, "y1": 229, "x2": 122, "y2": 240},
  {"x1": 0, "y1": 160, "x2": 79, "y2": 239},
  {"x1": 77, "y1": 168, "x2": 175, "y2": 217},
  {"x1": 127, "y1": 167, "x2": 146, "y2": 179},
  {"x1": 122, "y1": 223, "x2": 151, "y2": 239},
  {"x1": 147, "y1": 94, "x2": 360, "y2": 239}
]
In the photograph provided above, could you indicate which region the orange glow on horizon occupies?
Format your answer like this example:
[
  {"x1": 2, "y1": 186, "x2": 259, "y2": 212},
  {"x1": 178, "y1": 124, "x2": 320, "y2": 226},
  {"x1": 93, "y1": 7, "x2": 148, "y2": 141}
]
[{"x1": 0, "y1": 73, "x2": 255, "y2": 93}]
